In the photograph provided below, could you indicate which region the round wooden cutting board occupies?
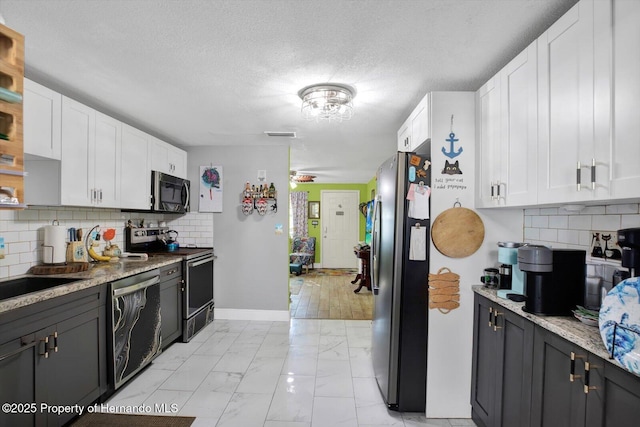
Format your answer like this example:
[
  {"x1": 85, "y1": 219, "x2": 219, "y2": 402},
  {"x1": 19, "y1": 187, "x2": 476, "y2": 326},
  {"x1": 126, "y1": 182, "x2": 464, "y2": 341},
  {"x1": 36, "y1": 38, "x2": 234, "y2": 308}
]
[{"x1": 431, "y1": 207, "x2": 485, "y2": 258}]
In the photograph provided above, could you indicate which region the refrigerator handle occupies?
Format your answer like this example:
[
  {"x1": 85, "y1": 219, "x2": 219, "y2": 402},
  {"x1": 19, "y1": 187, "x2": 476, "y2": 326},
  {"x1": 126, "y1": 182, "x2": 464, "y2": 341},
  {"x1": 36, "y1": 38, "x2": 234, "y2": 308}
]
[{"x1": 371, "y1": 196, "x2": 381, "y2": 294}]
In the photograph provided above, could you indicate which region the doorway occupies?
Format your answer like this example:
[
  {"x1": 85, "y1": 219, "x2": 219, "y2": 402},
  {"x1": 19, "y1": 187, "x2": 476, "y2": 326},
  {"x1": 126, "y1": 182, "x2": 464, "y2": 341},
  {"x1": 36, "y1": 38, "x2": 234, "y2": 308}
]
[{"x1": 320, "y1": 190, "x2": 359, "y2": 269}]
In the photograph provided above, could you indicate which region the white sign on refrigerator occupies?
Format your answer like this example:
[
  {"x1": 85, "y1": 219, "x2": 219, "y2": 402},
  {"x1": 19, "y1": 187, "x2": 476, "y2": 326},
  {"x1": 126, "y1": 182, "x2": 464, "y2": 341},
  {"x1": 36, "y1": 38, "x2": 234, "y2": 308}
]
[{"x1": 199, "y1": 165, "x2": 223, "y2": 212}]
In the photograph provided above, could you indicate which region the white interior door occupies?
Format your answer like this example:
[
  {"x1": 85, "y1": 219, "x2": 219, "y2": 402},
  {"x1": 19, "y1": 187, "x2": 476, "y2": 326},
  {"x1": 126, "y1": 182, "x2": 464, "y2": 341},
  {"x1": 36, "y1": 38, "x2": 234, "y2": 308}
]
[{"x1": 321, "y1": 190, "x2": 359, "y2": 269}]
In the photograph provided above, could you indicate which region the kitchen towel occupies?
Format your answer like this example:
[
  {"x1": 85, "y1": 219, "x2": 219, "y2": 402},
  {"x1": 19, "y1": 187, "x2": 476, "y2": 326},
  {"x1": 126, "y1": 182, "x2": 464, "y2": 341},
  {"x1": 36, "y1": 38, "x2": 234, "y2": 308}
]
[{"x1": 43, "y1": 223, "x2": 67, "y2": 264}]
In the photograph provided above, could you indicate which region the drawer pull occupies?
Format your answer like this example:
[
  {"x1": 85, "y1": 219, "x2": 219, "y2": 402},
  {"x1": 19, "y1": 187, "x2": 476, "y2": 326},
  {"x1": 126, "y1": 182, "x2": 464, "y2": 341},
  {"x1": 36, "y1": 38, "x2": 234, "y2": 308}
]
[
  {"x1": 570, "y1": 351, "x2": 585, "y2": 382},
  {"x1": 583, "y1": 362, "x2": 598, "y2": 394},
  {"x1": 493, "y1": 311, "x2": 502, "y2": 332}
]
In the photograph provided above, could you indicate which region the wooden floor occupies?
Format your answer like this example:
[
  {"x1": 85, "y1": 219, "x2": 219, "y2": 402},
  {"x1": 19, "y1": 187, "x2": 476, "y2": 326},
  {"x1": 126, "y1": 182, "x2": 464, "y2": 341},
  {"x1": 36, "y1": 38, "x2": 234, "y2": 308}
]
[{"x1": 289, "y1": 269, "x2": 373, "y2": 320}]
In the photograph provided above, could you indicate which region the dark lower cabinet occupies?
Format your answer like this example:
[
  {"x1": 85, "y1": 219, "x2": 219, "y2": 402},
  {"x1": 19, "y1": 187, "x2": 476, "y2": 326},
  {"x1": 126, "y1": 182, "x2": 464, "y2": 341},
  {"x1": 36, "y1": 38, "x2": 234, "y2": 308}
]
[
  {"x1": 0, "y1": 284, "x2": 107, "y2": 427},
  {"x1": 471, "y1": 294, "x2": 534, "y2": 427},
  {"x1": 159, "y1": 262, "x2": 183, "y2": 349},
  {"x1": 472, "y1": 291, "x2": 640, "y2": 427},
  {"x1": 531, "y1": 327, "x2": 594, "y2": 427}
]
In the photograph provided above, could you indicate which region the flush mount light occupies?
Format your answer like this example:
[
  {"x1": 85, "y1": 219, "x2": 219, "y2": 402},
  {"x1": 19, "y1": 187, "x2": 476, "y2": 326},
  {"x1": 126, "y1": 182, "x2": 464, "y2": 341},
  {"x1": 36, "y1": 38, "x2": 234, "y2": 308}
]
[{"x1": 298, "y1": 83, "x2": 356, "y2": 122}]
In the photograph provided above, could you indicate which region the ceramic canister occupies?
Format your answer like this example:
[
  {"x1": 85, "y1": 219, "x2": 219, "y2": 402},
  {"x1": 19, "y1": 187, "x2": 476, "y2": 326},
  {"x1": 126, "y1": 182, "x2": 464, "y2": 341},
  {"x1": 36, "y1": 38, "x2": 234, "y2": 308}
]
[{"x1": 43, "y1": 222, "x2": 67, "y2": 264}]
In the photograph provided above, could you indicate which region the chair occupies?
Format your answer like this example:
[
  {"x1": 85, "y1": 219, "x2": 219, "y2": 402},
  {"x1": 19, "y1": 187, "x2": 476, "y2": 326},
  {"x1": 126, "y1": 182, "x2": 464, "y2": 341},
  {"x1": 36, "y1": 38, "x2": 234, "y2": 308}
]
[{"x1": 289, "y1": 236, "x2": 316, "y2": 274}]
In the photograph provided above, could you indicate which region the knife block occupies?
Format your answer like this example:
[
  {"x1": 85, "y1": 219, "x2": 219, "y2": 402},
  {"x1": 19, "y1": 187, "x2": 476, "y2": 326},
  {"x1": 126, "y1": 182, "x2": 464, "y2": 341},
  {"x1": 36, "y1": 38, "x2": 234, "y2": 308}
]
[{"x1": 66, "y1": 242, "x2": 87, "y2": 262}]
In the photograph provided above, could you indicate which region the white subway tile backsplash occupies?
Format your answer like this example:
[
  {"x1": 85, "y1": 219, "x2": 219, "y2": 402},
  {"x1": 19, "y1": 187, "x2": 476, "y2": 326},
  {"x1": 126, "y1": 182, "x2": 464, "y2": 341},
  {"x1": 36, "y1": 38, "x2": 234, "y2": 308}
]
[
  {"x1": 558, "y1": 229, "x2": 581, "y2": 245},
  {"x1": 539, "y1": 228, "x2": 558, "y2": 242},
  {"x1": 0, "y1": 207, "x2": 213, "y2": 280},
  {"x1": 568, "y1": 215, "x2": 592, "y2": 230},
  {"x1": 540, "y1": 208, "x2": 558, "y2": 215},
  {"x1": 548, "y1": 215, "x2": 569, "y2": 229},
  {"x1": 531, "y1": 216, "x2": 549, "y2": 228},
  {"x1": 605, "y1": 204, "x2": 639, "y2": 214},
  {"x1": 580, "y1": 206, "x2": 606, "y2": 215},
  {"x1": 621, "y1": 215, "x2": 640, "y2": 229},
  {"x1": 524, "y1": 208, "x2": 540, "y2": 216},
  {"x1": 524, "y1": 228, "x2": 540, "y2": 240},
  {"x1": 592, "y1": 215, "x2": 621, "y2": 231}
]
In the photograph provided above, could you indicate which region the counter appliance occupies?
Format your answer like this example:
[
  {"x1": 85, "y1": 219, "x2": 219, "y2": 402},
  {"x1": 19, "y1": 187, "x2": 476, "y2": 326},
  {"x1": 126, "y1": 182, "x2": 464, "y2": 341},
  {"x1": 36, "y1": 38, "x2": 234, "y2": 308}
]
[
  {"x1": 496, "y1": 242, "x2": 526, "y2": 299},
  {"x1": 618, "y1": 228, "x2": 640, "y2": 277},
  {"x1": 151, "y1": 171, "x2": 190, "y2": 214},
  {"x1": 125, "y1": 227, "x2": 214, "y2": 342},
  {"x1": 518, "y1": 246, "x2": 585, "y2": 315},
  {"x1": 371, "y1": 144, "x2": 430, "y2": 412}
]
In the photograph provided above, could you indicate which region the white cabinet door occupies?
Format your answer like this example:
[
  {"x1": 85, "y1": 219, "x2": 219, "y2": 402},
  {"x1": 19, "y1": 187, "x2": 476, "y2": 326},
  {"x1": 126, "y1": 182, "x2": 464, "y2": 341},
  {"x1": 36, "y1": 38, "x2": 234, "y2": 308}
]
[
  {"x1": 149, "y1": 136, "x2": 187, "y2": 178},
  {"x1": 410, "y1": 93, "x2": 430, "y2": 150},
  {"x1": 168, "y1": 145, "x2": 187, "y2": 179},
  {"x1": 121, "y1": 124, "x2": 151, "y2": 210},
  {"x1": 397, "y1": 118, "x2": 411, "y2": 152},
  {"x1": 475, "y1": 76, "x2": 501, "y2": 208},
  {"x1": 23, "y1": 79, "x2": 61, "y2": 160},
  {"x1": 61, "y1": 97, "x2": 94, "y2": 206},
  {"x1": 94, "y1": 112, "x2": 121, "y2": 207},
  {"x1": 537, "y1": 0, "x2": 602, "y2": 204},
  {"x1": 599, "y1": 0, "x2": 640, "y2": 199},
  {"x1": 499, "y1": 41, "x2": 538, "y2": 206}
]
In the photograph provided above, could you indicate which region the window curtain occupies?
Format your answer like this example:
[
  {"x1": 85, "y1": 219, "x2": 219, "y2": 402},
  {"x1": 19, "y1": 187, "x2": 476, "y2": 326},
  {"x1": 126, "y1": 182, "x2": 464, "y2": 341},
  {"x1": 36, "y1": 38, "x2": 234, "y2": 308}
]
[{"x1": 290, "y1": 191, "x2": 308, "y2": 237}]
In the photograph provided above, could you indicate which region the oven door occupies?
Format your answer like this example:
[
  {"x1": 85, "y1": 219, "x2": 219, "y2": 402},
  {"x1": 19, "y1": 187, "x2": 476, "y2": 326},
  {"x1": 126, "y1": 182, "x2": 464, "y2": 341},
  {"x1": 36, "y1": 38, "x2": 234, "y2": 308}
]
[{"x1": 184, "y1": 254, "x2": 214, "y2": 318}]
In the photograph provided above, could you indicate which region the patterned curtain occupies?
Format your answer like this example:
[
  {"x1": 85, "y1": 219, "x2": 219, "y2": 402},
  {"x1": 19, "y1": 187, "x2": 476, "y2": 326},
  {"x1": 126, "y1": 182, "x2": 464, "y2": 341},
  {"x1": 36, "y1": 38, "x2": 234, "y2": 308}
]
[{"x1": 290, "y1": 191, "x2": 308, "y2": 237}]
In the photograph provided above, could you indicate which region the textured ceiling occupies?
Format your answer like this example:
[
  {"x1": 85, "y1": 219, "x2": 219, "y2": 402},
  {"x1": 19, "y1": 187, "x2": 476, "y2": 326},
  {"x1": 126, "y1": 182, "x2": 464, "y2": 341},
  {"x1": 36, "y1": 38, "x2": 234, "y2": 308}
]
[{"x1": 2, "y1": 0, "x2": 577, "y2": 183}]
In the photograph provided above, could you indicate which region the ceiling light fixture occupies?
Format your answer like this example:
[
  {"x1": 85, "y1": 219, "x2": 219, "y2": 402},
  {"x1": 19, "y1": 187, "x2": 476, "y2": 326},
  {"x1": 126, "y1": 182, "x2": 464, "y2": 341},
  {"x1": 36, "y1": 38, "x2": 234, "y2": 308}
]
[{"x1": 298, "y1": 83, "x2": 356, "y2": 122}]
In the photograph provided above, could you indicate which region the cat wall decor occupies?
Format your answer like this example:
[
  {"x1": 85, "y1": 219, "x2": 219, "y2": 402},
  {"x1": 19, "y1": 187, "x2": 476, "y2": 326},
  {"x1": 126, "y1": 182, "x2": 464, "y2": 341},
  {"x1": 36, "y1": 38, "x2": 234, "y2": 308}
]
[{"x1": 442, "y1": 160, "x2": 462, "y2": 175}]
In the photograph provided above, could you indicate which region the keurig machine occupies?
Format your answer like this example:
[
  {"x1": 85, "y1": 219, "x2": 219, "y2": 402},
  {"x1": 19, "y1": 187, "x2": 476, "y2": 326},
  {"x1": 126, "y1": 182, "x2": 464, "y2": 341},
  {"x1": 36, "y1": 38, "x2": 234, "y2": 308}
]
[
  {"x1": 618, "y1": 228, "x2": 640, "y2": 277},
  {"x1": 518, "y1": 246, "x2": 586, "y2": 315}
]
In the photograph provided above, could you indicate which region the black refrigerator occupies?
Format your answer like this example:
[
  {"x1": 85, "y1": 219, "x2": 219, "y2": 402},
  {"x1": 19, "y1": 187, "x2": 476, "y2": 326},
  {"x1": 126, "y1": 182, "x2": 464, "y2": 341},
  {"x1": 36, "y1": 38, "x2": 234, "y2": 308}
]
[{"x1": 371, "y1": 145, "x2": 430, "y2": 412}]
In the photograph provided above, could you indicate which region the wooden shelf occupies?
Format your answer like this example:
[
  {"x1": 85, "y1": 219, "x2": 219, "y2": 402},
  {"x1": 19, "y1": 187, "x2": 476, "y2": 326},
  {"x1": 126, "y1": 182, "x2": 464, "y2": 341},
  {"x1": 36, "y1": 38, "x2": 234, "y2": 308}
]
[{"x1": 0, "y1": 22, "x2": 24, "y2": 209}]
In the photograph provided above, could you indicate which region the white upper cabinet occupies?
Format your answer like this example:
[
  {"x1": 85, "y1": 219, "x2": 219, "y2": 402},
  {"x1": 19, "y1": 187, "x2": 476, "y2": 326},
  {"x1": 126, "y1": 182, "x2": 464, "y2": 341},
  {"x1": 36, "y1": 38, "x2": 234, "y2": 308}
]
[
  {"x1": 398, "y1": 93, "x2": 430, "y2": 152},
  {"x1": 537, "y1": 0, "x2": 610, "y2": 204},
  {"x1": 60, "y1": 97, "x2": 94, "y2": 206},
  {"x1": 596, "y1": 0, "x2": 640, "y2": 200},
  {"x1": 475, "y1": 76, "x2": 501, "y2": 208},
  {"x1": 475, "y1": 41, "x2": 538, "y2": 208},
  {"x1": 60, "y1": 97, "x2": 121, "y2": 207},
  {"x1": 498, "y1": 41, "x2": 538, "y2": 206},
  {"x1": 121, "y1": 124, "x2": 151, "y2": 210},
  {"x1": 149, "y1": 137, "x2": 187, "y2": 178},
  {"x1": 23, "y1": 79, "x2": 61, "y2": 160}
]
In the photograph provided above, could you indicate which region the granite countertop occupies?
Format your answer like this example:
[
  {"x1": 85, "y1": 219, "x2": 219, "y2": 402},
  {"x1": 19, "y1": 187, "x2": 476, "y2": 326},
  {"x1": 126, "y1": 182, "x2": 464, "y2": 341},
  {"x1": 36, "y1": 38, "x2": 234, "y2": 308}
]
[
  {"x1": 473, "y1": 285, "x2": 621, "y2": 370},
  {"x1": 0, "y1": 257, "x2": 183, "y2": 315}
]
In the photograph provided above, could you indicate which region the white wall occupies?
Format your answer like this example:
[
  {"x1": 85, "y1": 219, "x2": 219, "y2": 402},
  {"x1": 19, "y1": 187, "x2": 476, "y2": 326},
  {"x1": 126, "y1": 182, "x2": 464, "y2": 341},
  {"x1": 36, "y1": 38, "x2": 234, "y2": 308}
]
[
  {"x1": 185, "y1": 145, "x2": 290, "y2": 320},
  {"x1": 427, "y1": 92, "x2": 524, "y2": 417}
]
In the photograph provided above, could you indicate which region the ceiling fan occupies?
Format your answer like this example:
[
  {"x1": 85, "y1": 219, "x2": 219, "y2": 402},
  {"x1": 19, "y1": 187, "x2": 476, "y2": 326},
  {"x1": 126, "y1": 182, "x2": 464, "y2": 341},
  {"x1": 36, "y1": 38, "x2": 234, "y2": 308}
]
[{"x1": 290, "y1": 170, "x2": 316, "y2": 183}]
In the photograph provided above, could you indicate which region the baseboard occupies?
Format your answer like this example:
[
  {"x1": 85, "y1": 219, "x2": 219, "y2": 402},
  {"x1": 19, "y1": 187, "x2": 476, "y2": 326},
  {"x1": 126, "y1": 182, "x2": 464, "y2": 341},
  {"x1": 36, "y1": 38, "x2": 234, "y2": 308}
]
[{"x1": 215, "y1": 308, "x2": 290, "y2": 321}]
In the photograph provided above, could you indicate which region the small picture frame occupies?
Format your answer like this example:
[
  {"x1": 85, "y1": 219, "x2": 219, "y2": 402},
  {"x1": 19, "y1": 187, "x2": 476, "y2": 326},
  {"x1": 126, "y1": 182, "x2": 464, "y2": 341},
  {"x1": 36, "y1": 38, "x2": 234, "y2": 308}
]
[{"x1": 308, "y1": 201, "x2": 320, "y2": 219}]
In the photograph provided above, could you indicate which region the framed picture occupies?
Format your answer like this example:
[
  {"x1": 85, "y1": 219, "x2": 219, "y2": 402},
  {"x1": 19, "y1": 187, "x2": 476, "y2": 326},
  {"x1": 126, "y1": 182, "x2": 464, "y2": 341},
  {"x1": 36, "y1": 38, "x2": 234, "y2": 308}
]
[{"x1": 308, "y1": 201, "x2": 320, "y2": 219}]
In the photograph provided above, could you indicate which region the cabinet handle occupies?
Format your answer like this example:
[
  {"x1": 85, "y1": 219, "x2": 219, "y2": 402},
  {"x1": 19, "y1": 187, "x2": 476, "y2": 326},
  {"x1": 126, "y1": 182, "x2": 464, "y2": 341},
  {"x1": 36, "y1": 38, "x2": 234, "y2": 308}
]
[
  {"x1": 490, "y1": 182, "x2": 495, "y2": 200},
  {"x1": 590, "y1": 158, "x2": 596, "y2": 190},
  {"x1": 488, "y1": 307, "x2": 494, "y2": 328},
  {"x1": 493, "y1": 311, "x2": 502, "y2": 332},
  {"x1": 576, "y1": 162, "x2": 581, "y2": 192},
  {"x1": 99, "y1": 189, "x2": 103, "y2": 202},
  {"x1": 51, "y1": 331, "x2": 58, "y2": 353},
  {"x1": 583, "y1": 361, "x2": 598, "y2": 394},
  {"x1": 570, "y1": 351, "x2": 585, "y2": 382},
  {"x1": 40, "y1": 336, "x2": 49, "y2": 359}
]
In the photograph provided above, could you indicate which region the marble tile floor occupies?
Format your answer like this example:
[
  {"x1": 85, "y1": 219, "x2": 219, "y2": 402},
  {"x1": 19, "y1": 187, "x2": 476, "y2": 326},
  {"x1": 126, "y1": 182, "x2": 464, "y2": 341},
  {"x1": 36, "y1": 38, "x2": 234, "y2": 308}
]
[{"x1": 106, "y1": 318, "x2": 477, "y2": 427}]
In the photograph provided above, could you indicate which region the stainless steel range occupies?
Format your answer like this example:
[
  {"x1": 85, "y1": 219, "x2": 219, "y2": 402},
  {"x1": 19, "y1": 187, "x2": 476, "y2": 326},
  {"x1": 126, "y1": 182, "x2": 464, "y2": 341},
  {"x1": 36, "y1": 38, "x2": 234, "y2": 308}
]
[{"x1": 125, "y1": 227, "x2": 215, "y2": 342}]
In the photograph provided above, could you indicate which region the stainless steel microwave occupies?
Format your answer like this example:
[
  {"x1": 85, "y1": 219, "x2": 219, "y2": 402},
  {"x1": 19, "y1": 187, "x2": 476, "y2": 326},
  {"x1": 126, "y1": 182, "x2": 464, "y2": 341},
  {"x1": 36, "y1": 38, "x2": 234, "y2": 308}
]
[{"x1": 151, "y1": 171, "x2": 190, "y2": 213}]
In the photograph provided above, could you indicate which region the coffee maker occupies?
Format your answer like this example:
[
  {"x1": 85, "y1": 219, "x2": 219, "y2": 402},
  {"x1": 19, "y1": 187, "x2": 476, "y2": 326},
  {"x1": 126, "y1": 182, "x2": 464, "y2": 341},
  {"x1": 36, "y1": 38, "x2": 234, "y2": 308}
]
[
  {"x1": 618, "y1": 228, "x2": 640, "y2": 277},
  {"x1": 496, "y1": 242, "x2": 526, "y2": 299},
  {"x1": 518, "y1": 246, "x2": 585, "y2": 316}
]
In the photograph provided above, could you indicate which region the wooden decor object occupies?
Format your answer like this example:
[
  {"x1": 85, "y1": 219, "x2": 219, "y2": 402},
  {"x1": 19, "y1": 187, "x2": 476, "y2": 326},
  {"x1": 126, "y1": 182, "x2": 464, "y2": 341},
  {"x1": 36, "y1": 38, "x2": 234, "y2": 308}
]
[
  {"x1": 0, "y1": 23, "x2": 25, "y2": 209},
  {"x1": 28, "y1": 262, "x2": 90, "y2": 275},
  {"x1": 431, "y1": 205, "x2": 485, "y2": 258}
]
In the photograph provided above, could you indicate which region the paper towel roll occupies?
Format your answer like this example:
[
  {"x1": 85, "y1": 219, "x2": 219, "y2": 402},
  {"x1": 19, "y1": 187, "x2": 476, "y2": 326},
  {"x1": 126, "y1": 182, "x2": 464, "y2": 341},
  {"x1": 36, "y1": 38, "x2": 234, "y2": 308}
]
[{"x1": 44, "y1": 225, "x2": 67, "y2": 264}]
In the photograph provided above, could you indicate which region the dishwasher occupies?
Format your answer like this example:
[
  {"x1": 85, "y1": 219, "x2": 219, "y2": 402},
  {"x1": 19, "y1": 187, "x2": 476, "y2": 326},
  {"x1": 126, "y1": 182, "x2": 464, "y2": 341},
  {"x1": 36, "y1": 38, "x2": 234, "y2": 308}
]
[{"x1": 110, "y1": 269, "x2": 162, "y2": 389}]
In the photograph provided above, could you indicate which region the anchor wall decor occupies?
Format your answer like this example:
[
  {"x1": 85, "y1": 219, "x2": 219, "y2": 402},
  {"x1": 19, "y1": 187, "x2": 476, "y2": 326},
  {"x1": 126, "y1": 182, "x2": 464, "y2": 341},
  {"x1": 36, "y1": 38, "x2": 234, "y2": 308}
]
[{"x1": 441, "y1": 115, "x2": 462, "y2": 159}]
